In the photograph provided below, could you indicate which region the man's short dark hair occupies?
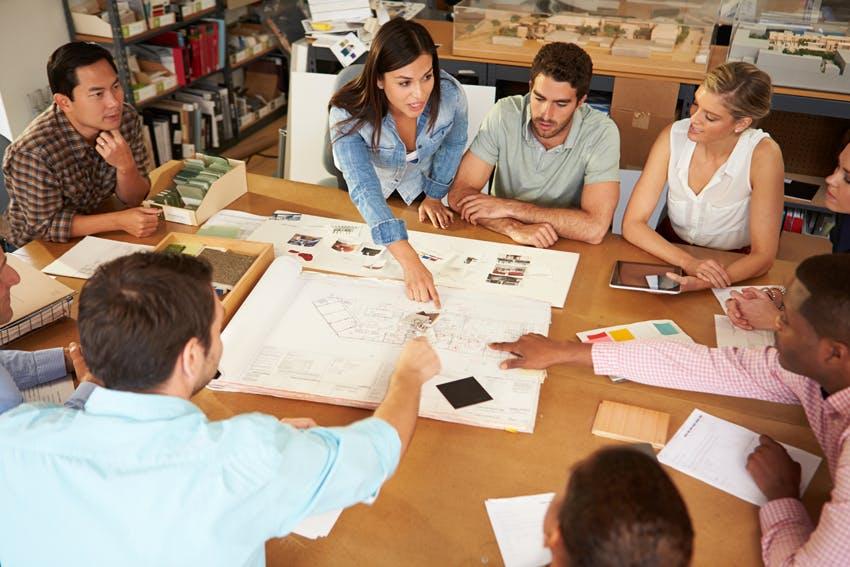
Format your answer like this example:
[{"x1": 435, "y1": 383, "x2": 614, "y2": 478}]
[
  {"x1": 47, "y1": 42, "x2": 118, "y2": 99},
  {"x1": 78, "y1": 252, "x2": 215, "y2": 391},
  {"x1": 560, "y1": 447, "x2": 694, "y2": 567},
  {"x1": 795, "y1": 254, "x2": 850, "y2": 344},
  {"x1": 530, "y1": 43, "x2": 593, "y2": 99}
]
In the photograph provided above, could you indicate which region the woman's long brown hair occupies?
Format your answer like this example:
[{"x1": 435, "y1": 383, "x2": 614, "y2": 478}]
[{"x1": 329, "y1": 18, "x2": 441, "y2": 150}]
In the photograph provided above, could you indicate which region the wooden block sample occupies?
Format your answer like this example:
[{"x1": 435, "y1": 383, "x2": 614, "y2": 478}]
[{"x1": 591, "y1": 400, "x2": 670, "y2": 450}]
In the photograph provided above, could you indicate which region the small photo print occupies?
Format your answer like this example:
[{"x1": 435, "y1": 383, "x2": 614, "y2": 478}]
[
  {"x1": 491, "y1": 266, "x2": 527, "y2": 277},
  {"x1": 331, "y1": 240, "x2": 358, "y2": 253},
  {"x1": 287, "y1": 233, "x2": 321, "y2": 247},
  {"x1": 487, "y1": 273, "x2": 521, "y2": 286},
  {"x1": 463, "y1": 256, "x2": 479, "y2": 265},
  {"x1": 273, "y1": 211, "x2": 302, "y2": 221},
  {"x1": 420, "y1": 252, "x2": 444, "y2": 263},
  {"x1": 361, "y1": 246, "x2": 384, "y2": 257}
]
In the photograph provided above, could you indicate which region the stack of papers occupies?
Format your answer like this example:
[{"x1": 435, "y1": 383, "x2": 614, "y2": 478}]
[
  {"x1": 712, "y1": 286, "x2": 779, "y2": 348},
  {"x1": 485, "y1": 493, "x2": 554, "y2": 567},
  {"x1": 658, "y1": 409, "x2": 821, "y2": 506},
  {"x1": 2, "y1": 256, "x2": 75, "y2": 346}
]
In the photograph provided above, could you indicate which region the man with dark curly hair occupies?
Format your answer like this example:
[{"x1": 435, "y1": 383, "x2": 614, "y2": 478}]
[{"x1": 448, "y1": 43, "x2": 620, "y2": 247}]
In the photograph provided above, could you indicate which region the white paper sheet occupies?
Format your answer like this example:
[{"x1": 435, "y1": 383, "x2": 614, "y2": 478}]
[
  {"x1": 658, "y1": 409, "x2": 822, "y2": 506},
  {"x1": 485, "y1": 493, "x2": 554, "y2": 567},
  {"x1": 21, "y1": 378, "x2": 75, "y2": 404},
  {"x1": 247, "y1": 212, "x2": 579, "y2": 307},
  {"x1": 8, "y1": 255, "x2": 74, "y2": 321},
  {"x1": 714, "y1": 315, "x2": 775, "y2": 348},
  {"x1": 712, "y1": 285, "x2": 783, "y2": 314},
  {"x1": 291, "y1": 509, "x2": 342, "y2": 539},
  {"x1": 214, "y1": 257, "x2": 550, "y2": 433},
  {"x1": 42, "y1": 237, "x2": 153, "y2": 279},
  {"x1": 196, "y1": 209, "x2": 267, "y2": 240}
]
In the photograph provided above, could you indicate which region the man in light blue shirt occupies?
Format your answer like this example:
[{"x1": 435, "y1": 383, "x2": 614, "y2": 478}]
[
  {"x1": 0, "y1": 251, "x2": 441, "y2": 567},
  {"x1": 0, "y1": 248, "x2": 76, "y2": 413}
]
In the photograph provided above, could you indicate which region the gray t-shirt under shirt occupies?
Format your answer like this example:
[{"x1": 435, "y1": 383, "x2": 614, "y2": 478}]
[{"x1": 469, "y1": 94, "x2": 620, "y2": 209}]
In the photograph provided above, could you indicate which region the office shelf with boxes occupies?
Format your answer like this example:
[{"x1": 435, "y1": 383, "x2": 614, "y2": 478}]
[{"x1": 62, "y1": 0, "x2": 289, "y2": 165}]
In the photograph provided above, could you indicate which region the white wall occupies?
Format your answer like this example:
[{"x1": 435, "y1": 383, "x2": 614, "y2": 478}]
[{"x1": 0, "y1": 0, "x2": 70, "y2": 139}]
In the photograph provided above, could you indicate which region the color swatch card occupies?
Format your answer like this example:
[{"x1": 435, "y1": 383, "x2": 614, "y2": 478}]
[
  {"x1": 577, "y1": 320, "x2": 693, "y2": 382},
  {"x1": 330, "y1": 33, "x2": 367, "y2": 67}
]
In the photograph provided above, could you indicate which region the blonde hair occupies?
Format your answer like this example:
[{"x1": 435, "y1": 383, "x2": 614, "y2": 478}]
[{"x1": 702, "y1": 62, "x2": 772, "y2": 123}]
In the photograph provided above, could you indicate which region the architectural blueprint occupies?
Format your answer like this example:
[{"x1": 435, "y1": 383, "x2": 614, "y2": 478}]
[{"x1": 214, "y1": 257, "x2": 551, "y2": 432}]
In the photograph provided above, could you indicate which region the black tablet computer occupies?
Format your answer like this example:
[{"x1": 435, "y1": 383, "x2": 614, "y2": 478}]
[{"x1": 609, "y1": 260, "x2": 682, "y2": 294}]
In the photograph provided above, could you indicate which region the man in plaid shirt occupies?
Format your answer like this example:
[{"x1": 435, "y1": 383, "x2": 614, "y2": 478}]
[
  {"x1": 492, "y1": 253, "x2": 850, "y2": 566},
  {"x1": 1, "y1": 42, "x2": 159, "y2": 248}
]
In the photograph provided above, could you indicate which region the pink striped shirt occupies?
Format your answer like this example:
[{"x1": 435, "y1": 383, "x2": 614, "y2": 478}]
[{"x1": 592, "y1": 341, "x2": 850, "y2": 567}]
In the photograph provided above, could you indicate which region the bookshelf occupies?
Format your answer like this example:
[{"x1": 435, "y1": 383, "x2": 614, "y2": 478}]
[{"x1": 60, "y1": 0, "x2": 287, "y2": 159}]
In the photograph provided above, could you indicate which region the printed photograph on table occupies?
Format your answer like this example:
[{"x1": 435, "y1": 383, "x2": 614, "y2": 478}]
[
  {"x1": 486, "y1": 274, "x2": 521, "y2": 286},
  {"x1": 288, "y1": 234, "x2": 322, "y2": 247},
  {"x1": 361, "y1": 246, "x2": 384, "y2": 257},
  {"x1": 331, "y1": 240, "x2": 359, "y2": 253}
]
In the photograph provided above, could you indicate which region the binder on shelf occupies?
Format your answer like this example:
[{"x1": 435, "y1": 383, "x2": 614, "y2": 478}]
[{"x1": 2, "y1": 256, "x2": 75, "y2": 346}]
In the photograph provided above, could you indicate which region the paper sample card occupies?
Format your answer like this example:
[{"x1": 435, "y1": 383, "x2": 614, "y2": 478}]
[
  {"x1": 288, "y1": 234, "x2": 322, "y2": 247},
  {"x1": 591, "y1": 400, "x2": 670, "y2": 449},
  {"x1": 486, "y1": 493, "x2": 554, "y2": 567},
  {"x1": 436, "y1": 377, "x2": 493, "y2": 409},
  {"x1": 658, "y1": 409, "x2": 822, "y2": 506},
  {"x1": 330, "y1": 33, "x2": 368, "y2": 67}
]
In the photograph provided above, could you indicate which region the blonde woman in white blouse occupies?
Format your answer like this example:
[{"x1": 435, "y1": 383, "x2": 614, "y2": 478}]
[{"x1": 622, "y1": 62, "x2": 784, "y2": 292}]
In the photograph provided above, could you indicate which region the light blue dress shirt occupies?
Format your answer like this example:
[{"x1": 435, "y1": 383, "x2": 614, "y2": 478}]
[
  {"x1": 330, "y1": 70, "x2": 468, "y2": 245},
  {"x1": 0, "y1": 387, "x2": 401, "y2": 567},
  {"x1": 0, "y1": 348, "x2": 67, "y2": 413}
]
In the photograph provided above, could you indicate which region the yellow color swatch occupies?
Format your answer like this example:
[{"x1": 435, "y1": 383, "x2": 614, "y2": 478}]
[{"x1": 608, "y1": 328, "x2": 635, "y2": 341}]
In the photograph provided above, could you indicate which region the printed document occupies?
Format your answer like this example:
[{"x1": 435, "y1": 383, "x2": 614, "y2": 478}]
[
  {"x1": 485, "y1": 493, "x2": 554, "y2": 567},
  {"x1": 247, "y1": 212, "x2": 579, "y2": 307},
  {"x1": 42, "y1": 237, "x2": 152, "y2": 279},
  {"x1": 658, "y1": 409, "x2": 822, "y2": 506},
  {"x1": 214, "y1": 257, "x2": 550, "y2": 433},
  {"x1": 714, "y1": 315, "x2": 775, "y2": 348}
]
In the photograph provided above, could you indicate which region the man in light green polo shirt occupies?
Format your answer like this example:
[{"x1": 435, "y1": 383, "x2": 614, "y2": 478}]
[{"x1": 447, "y1": 43, "x2": 620, "y2": 247}]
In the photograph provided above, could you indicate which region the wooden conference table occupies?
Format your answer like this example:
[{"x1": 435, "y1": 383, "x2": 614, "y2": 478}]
[{"x1": 13, "y1": 173, "x2": 831, "y2": 567}]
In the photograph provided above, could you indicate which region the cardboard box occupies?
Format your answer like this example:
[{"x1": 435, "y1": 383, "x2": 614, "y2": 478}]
[
  {"x1": 610, "y1": 77, "x2": 680, "y2": 169},
  {"x1": 71, "y1": 11, "x2": 147, "y2": 38},
  {"x1": 146, "y1": 156, "x2": 248, "y2": 226},
  {"x1": 152, "y1": 233, "x2": 274, "y2": 325},
  {"x1": 181, "y1": 0, "x2": 216, "y2": 18}
]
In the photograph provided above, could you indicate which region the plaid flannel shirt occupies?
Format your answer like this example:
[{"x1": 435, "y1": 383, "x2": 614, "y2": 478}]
[{"x1": 2, "y1": 102, "x2": 152, "y2": 247}]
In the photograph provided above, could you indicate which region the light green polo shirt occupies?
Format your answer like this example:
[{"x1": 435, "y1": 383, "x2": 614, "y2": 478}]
[{"x1": 469, "y1": 94, "x2": 620, "y2": 208}]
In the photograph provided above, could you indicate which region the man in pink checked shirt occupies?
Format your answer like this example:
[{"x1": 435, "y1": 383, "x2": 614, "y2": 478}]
[{"x1": 490, "y1": 253, "x2": 850, "y2": 567}]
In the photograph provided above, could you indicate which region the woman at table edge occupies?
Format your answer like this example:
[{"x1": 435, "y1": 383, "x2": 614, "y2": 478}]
[
  {"x1": 727, "y1": 141, "x2": 850, "y2": 331},
  {"x1": 329, "y1": 18, "x2": 468, "y2": 308},
  {"x1": 621, "y1": 61, "x2": 785, "y2": 293}
]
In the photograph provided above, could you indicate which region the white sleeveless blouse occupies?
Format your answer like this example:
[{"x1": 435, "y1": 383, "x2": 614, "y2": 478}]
[{"x1": 666, "y1": 118, "x2": 770, "y2": 251}]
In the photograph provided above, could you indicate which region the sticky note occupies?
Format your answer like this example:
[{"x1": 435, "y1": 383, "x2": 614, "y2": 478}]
[
  {"x1": 586, "y1": 331, "x2": 612, "y2": 342},
  {"x1": 608, "y1": 328, "x2": 635, "y2": 342},
  {"x1": 653, "y1": 322, "x2": 679, "y2": 336}
]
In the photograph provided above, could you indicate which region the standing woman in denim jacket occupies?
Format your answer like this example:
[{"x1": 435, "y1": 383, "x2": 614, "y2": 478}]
[{"x1": 329, "y1": 18, "x2": 468, "y2": 307}]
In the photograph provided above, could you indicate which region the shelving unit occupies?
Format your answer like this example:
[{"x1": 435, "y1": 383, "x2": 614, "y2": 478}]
[{"x1": 60, "y1": 0, "x2": 287, "y2": 154}]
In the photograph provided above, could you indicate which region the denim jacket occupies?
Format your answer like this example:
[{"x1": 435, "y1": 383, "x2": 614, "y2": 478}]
[{"x1": 330, "y1": 70, "x2": 468, "y2": 245}]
